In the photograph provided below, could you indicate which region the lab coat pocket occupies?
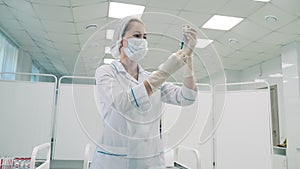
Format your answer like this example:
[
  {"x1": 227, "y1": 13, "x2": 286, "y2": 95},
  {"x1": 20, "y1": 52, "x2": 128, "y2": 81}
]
[{"x1": 90, "y1": 146, "x2": 128, "y2": 169}]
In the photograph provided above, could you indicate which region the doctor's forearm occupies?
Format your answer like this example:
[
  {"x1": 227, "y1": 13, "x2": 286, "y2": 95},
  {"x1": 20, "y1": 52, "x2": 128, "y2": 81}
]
[{"x1": 184, "y1": 76, "x2": 197, "y2": 91}]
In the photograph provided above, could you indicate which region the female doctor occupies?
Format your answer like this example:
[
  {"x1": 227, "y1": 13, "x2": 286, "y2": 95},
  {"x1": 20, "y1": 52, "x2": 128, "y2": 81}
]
[{"x1": 90, "y1": 16, "x2": 198, "y2": 169}]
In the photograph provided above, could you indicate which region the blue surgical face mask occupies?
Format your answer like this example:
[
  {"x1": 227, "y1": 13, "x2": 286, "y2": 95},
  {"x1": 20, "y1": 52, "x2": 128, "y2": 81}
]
[{"x1": 123, "y1": 38, "x2": 148, "y2": 62}]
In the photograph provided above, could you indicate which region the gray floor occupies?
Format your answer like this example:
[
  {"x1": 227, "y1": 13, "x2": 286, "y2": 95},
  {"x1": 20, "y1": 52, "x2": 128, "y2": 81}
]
[
  {"x1": 50, "y1": 160, "x2": 83, "y2": 169},
  {"x1": 49, "y1": 160, "x2": 183, "y2": 169}
]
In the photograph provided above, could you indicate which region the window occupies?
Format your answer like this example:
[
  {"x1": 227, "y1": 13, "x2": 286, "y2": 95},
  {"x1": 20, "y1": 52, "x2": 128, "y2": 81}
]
[
  {"x1": 0, "y1": 30, "x2": 19, "y2": 80},
  {"x1": 31, "y1": 64, "x2": 40, "y2": 82}
]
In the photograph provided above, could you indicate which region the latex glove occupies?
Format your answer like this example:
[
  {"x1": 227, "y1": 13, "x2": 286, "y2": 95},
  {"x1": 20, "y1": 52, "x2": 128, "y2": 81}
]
[
  {"x1": 147, "y1": 50, "x2": 186, "y2": 91},
  {"x1": 182, "y1": 25, "x2": 197, "y2": 56},
  {"x1": 183, "y1": 55, "x2": 194, "y2": 78}
]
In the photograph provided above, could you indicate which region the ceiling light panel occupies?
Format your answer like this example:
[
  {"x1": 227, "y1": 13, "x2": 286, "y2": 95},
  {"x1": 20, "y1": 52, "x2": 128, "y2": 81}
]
[
  {"x1": 202, "y1": 15, "x2": 244, "y2": 30},
  {"x1": 104, "y1": 58, "x2": 114, "y2": 64},
  {"x1": 106, "y1": 29, "x2": 114, "y2": 39},
  {"x1": 105, "y1": 47, "x2": 111, "y2": 54},
  {"x1": 253, "y1": 0, "x2": 271, "y2": 2},
  {"x1": 268, "y1": 73, "x2": 283, "y2": 77},
  {"x1": 195, "y1": 38, "x2": 213, "y2": 48},
  {"x1": 108, "y1": 2, "x2": 145, "y2": 18},
  {"x1": 282, "y1": 63, "x2": 294, "y2": 69}
]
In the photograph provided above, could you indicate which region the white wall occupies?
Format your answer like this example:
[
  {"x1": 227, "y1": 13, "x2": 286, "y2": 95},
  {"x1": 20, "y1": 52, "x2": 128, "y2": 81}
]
[
  {"x1": 240, "y1": 56, "x2": 286, "y2": 142},
  {"x1": 15, "y1": 49, "x2": 33, "y2": 81},
  {"x1": 200, "y1": 70, "x2": 241, "y2": 84},
  {"x1": 281, "y1": 41, "x2": 300, "y2": 169},
  {"x1": 0, "y1": 80, "x2": 55, "y2": 157},
  {"x1": 200, "y1": 56, "x2": 287, "y2": 144}
]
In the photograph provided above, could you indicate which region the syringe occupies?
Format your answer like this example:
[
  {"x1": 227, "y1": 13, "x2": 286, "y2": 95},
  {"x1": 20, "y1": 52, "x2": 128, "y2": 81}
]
[
  {"x1": 181, "y1": 25, "x2": 188, "y2": 49},
  {"x1": 180, "y1": 35, "x2": 184, "y2": 49}
]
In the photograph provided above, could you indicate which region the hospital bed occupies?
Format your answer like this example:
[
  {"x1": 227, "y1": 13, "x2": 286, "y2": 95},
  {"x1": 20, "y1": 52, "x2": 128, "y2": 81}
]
[{"x1": 30, "y1": 143, "x2": 51, "y2": 169}]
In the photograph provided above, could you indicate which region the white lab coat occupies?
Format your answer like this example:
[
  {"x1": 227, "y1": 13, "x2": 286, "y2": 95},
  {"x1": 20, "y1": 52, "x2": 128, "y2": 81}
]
[{"x1": 90, "y1": 60, "x2": 197, "y2": 169}]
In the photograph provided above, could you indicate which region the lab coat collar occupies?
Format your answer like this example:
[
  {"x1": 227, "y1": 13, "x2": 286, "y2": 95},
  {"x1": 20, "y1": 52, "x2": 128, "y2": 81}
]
[{"x1": 111, "y1": 60, "x2": 145, "y2": 74}]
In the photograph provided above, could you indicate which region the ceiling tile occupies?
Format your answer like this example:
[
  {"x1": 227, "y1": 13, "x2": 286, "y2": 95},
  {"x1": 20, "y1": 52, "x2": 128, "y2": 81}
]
[
  {"x1": 72, "y1": 2, "x2": 108, "y2": 22},
  {"x1": 47, "y1": 32, "x2": 79, "y2": 43},
  {"x1": 140, "y1": 50, "x2": 170, "y2": 68},
  {"x1": 248, "y1": 3, "x2": 298, "y2": 31},
  {"x1": 178, "y1": 11, "x2": 212, "y2": 28},
  {"x1": 30, "y1": 52, "x2": 46, "y2": 59},
  {"x1": 200, "y1": 29, "x2": 225, "y2": 40},
  {"x1": 0, "y1": 5, "x2": 17, "y2": 19},
  {"x1": 216, "y1": 31, "x2": 252, "y2": 51},
  {"x1": 19, "y1": 20, "x2": 45, "y2": 34},
  {"x1": 278, "y1": 18, "x2": 300, "y2": 35},
  {"x1": 272, "y1": 0, "x2": 300, "y2": 17},
  {"x1": 0, "y1": 19, "x2": 22, "y2": 32},
  {"x1": 31, "y1": 0, "x2": 70, "y2": 7},
  {"x1": 240, "y1": 42, "x2": 281, "y2": 54},
  {"x1": 58, "y1": 50, "x2": 80, "y2": 59},
  {"x1": 224, "y1": 60, "x2": 251, "y2": 70},
  {"x1": 146, "y1": 34, "x2": 162, "y2": 47},
  {"x1": 42, "y1": 20, "x2": 76, "y2": 34},
  {"x1": 213, "y1": 41, "x2": 237, "y2": 57},
  {"x1": 39, "y1": 47, "x2": 59, "y2": 57},
  {"x1": 21, "y1": 45, "x2": 41, "y2": 53},
  {"x1": 234, "y1": 59, "x2": 259, "y2": 70},
  {"x1": 70, "y1": 0, "x2": 107, "y2": 7},
  {"x1": 259, "y1": 50, "x2": 280, "y2": 60},
  {"x1": 36, "y1": 40, "x2": 56, "y2": 51},
  {"x1": 143, "y1": 23, "x2": 171, "y2": 35},
  {"x1": 144, "y1": 6, "x2": 179, "y2": 17},
  {"x1": 231, "y1": 19, "x2": 271, "y2": 41},
  {"x1": 63, "y1": 64, "x2": 76, "y2": 75},
  {"x1": 147, "y1": 0, "x2": 188, "y2": 10},
  {"x1": 78, "y1": 32, "x2": 105, "y2": 47},
  {"x1": 183, "y1": 0, "x2": 228, "y2": 14},
  {"x1": 79, "y1": 44, "x2": 105, "y2": 60},
  {"x1": 156, "y1": 36, "x2": 180, "y2": 53},
  {"x1": 257, "y1": 31, "x2": 297, "y2": 45},
  {"x1": 52, "y1": 62, "x2": 69, "y2": 75},
  {"x1": 74, "y1": 17, "x2": 107, "y2": 34},
  {"x1": 163, "y1": 24, "x2": 186, "y2": 42},
  {"x1": 104, "y1": 17, "x2": 118, "y2": 29},
  {"x1": 27, "y1": 29, "x2": 49, "y2": 40},
  {"x1": 10, "y1": 9, "x2": 45, "y2": 33},
  {"x1": 226, "y1": 50, "x2": 259, "y2": 61},
  {"x1": 54, "y1": 42, "x2": 80, "y2": 51},
  {"x1": 3, "y1": 0, "x2": 35, "y2": 16},
  {"x1": 217, "y1": 0, "x2": 264, "y2": 17},
  {"x1": 8, "y1": 29, "x2": 31, "y2": 42},
  {"x1": 222, "y1": 58, "x2": 239, "y2": 70},
  {"x1": 246, "y1": 51, "x2": 278, "y2": 65},
  {"x1": 33, "y1": 4, "x2": 73, "y2": 22}
]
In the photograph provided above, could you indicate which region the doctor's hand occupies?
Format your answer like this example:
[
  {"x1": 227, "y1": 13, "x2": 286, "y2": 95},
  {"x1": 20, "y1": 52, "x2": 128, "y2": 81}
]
[
  {"x1": 146, "y1": 51, "x2": 187, "y2": 93},
  {"x1": 158, "y1": 50, "x2": 187, "y2": 75},
  {"x1": 182, "y1": 25, "x2": 197, "y2": 56}
]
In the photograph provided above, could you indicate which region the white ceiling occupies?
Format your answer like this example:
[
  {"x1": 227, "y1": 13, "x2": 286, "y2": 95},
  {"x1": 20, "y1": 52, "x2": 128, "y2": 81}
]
[{"x1": 0, "y1": 0, "x2": 300, "y2": 80}]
